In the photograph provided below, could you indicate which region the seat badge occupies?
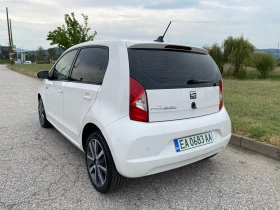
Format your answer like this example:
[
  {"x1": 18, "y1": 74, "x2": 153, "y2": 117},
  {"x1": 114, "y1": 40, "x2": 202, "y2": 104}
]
[{"x1": 190, "y1": 91, "x2": 197, "y2": 99}]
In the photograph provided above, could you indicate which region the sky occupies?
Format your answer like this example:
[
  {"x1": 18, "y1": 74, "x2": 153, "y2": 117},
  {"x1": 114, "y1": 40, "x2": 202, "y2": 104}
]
[{"x1": 0, "y1": 0, "x2": 279, "y2": 50}]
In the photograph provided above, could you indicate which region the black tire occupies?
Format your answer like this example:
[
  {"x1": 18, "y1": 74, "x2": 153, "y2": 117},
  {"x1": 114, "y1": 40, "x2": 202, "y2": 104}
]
[
  {"x1": 85, "y1": 131, "x2": 123, "y2": 193},
  {"x1": 38, "y1": 97, "x2": 51, "y2": 128}
]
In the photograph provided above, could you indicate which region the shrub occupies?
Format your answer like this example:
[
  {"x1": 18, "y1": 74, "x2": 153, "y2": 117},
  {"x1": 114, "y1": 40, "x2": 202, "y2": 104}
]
[
  {"x1": 235, "y1": 68, "x2": 246, "y2": 79},
  {"x1": 254, "y1": 53, "x2": 276, "y2": 78},
  {"x1": 223, "y1": 35, "x2": 255, "y2": 73},
  {"x1": 204, "y1": 43, "x2": 224, "y2": 73}
]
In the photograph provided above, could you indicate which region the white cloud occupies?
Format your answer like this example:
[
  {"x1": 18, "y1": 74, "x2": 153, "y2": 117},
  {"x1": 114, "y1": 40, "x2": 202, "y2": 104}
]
[
  {"x1": 201, "y1": 0, "x2": 253, "y2": 10},
  {"x1": 0, "y1": 0, "x2": 279, "y2": 50}
]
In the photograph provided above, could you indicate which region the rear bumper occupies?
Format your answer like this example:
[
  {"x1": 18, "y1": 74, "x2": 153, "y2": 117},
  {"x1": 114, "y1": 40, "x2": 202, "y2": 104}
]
[{"x1": 103, "y1": 108, "x2": 231, "y2": 178}]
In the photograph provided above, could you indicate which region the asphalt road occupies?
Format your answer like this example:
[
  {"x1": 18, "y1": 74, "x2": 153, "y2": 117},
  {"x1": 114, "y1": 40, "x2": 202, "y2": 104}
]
[{"x1": 0, "y1": 64, "x2": 279, "y2": 210}]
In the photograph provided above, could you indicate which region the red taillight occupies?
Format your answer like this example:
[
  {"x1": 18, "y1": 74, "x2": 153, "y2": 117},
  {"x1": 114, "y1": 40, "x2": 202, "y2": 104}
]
[
  {"x1": 219, "y1": 78, "x2": 223, "y2": 111},
  {"x1": 129, "y1": 77, "x2": 149, "y2": 122}
]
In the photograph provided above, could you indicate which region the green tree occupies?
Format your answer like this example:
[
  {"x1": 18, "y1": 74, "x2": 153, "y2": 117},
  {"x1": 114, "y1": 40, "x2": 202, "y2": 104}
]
[
  {"x1": 254, "y1": 52, "x2": 276, "y2": 78},
  {"x1": 223, "y1": 35, "x2": 255, "y2": 74},
  {"x1": 47, "y1": 12, "x2": 97, "y2": 50},
  {"x1": 30, "y1": 54, "x2": 35, "y2": 63},
  {"x1": 277, "y1": 57, "x2": 280, "y2": 67},
  {"x1": 48, "y1": 48, "x2": 56, "y2": 58},
  {"x1": 36, "y1": 46, "x2": 46, "y2": 63},
  {"x1": 38, "y1": 46, "x2": 44, "y2": 55},
  {"x1": 47, "y1": 48, "x2": 56, "y2": 63},
  {"x1": 204, "y1": 43, "x2": 224, "y2": 73}
]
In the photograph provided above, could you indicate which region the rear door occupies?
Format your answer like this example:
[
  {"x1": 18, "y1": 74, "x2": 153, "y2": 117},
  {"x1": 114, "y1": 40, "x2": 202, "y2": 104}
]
[
  {"x1": 128, "y1": 46, "x2": 221, "y2": 122},
  {"x1": 63, "y1": 47, "x2": 109, "y2": 142}
]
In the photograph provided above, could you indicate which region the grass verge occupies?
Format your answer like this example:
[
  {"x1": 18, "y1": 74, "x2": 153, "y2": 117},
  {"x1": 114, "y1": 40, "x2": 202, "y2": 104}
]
[
  {"x1": 224, "y1": 79, "x2": 280, "y2": 147},
  {"x1": 0, "y1": 60, "x2": 11, "y2": 64},
  {"x1": 6, "y1": 64, "x2": 53, "y2": 77}
]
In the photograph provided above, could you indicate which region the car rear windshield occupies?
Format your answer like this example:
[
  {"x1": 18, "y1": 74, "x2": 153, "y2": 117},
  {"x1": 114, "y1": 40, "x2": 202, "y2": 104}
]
[{"x1": 128, "y1": 49, "x2": 221, "y2": 89}]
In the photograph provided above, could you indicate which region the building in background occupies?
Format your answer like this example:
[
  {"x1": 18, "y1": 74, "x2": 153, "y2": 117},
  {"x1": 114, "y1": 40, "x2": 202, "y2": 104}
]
[
  {"x1": 14, "y1": 51, "x2": 28, "y2": 64},
  {"x1": 0, "y1": 46, "x2": 64, "y2": 63},
  {"x1": 0, "y1": 46, "x2": 10, "y2": 60}
]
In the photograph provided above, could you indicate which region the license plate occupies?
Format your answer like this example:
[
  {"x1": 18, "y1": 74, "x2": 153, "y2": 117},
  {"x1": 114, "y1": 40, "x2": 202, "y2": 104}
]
[{"x1": 174, "y1": 132, "x2": 214, "y2": 152}]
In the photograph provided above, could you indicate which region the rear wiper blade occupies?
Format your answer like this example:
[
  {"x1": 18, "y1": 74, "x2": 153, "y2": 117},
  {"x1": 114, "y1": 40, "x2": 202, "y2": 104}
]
[{"x1": 187, "y1": 79, "x2": 212, "y2": 84}]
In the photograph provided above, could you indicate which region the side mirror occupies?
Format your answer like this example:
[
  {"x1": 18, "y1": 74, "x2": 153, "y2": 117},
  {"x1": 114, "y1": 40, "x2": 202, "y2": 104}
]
[{"x1": 37, "y1": 71, "x2": 49, "y2": 79}]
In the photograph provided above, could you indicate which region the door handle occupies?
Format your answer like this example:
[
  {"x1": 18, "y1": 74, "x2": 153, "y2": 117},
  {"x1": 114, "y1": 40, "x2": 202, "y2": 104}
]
[
  {"x1": 58, "y1": 90, "x2": 63, "y2": 94},
  {"x1": 83, "y1": 95, "x2": 92, "y2": 101}
]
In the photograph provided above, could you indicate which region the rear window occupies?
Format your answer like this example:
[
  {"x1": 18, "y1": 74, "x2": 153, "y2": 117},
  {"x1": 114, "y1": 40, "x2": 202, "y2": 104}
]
[{"x1": 128, "y1": 49, "x2": 220, "y2": 89}]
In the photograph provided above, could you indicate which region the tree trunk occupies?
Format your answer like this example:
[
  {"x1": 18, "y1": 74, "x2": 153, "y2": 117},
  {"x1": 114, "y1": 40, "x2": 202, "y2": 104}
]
[{"x1": 234, "y1": 63, "x2": 240, "y2": 75}]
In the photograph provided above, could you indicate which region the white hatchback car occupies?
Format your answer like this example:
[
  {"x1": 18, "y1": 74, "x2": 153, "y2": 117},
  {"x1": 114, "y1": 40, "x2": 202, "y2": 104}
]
[{"x1": 37, "y1": 40, "x2": 231, "y2": 193}]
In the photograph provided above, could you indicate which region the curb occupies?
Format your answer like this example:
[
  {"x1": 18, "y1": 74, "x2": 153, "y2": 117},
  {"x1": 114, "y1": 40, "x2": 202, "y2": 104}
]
[{"x1": 230, "y1": 134, "x2": 280, "y2": 161}]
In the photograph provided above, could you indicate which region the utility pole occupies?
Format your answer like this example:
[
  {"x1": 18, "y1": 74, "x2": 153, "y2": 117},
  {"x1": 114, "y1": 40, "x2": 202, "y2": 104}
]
[
  {"x1": 10, "y1": 19, "x2": 15, "y2": 63},
  {"x1": 9, "y1": 19, "x2": 13, "y2": 46},
  {"x1": 6, "y1": 7, "x2": 14, "y2": 64},
  {"x1": 6, "y1": 7, "x2": 11, "y2": 48},
  {"x1": 21, "y1": 46, "x2": 23, "y2": 64}
]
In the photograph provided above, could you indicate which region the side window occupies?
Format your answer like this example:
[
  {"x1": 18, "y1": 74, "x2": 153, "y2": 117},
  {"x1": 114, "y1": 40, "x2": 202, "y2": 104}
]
[
  {"x1": 70, "y1": 47, "x2": 109, "y2": 84},
  {"x1": 52, "y1": 49, "x2": 78, "y2": 80}
]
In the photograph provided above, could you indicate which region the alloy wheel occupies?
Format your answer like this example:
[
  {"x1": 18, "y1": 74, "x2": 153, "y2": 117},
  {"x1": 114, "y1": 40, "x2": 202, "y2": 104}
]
[{"x1": 86, "y1": 138, "x2": 107, "y2": 187}]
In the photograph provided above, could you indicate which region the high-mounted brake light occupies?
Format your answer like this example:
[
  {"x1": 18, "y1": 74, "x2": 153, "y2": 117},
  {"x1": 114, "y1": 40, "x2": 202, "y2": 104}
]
[
  {"x1": 219, "y1": 78, "x2": 223, "y2": 111},
  {"x1": 129, "y1": 78, "x2": 149, "y2": 122},
  {"x1": 165, "y1": 45, "x2": 192, "y2": 51}
]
